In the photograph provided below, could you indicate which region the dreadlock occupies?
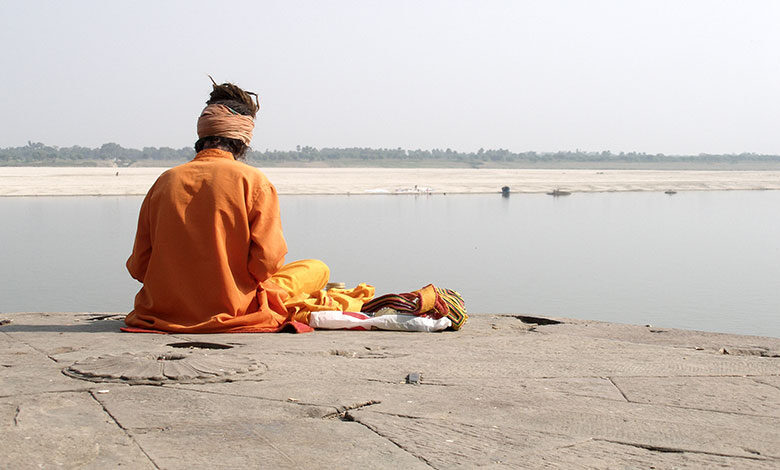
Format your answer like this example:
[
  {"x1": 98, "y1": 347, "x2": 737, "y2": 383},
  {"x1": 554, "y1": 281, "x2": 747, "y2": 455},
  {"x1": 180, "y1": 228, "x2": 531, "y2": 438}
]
[{"x1": 195, "y1": 76, "x2": 260, "y2": 159}]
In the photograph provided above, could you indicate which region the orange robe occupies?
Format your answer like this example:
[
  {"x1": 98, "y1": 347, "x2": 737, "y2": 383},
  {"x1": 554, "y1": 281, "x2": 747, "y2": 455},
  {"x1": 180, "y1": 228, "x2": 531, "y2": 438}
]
[{"x1": 125, "y1": 148, "x2": 372, "y2": 333}]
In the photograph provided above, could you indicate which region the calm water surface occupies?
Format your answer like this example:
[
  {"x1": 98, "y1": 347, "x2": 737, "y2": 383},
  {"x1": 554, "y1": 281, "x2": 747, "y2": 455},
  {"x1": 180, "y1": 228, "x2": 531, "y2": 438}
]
[{"x1": 1, "y1": 191, "x2": 778, "y2": 337}]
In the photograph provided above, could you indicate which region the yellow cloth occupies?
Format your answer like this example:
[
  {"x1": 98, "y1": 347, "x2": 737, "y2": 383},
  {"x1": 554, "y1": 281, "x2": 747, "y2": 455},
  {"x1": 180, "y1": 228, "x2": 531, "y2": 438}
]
[{"x1": 269, "y1": 259, "x2": 374, "y2": 324}]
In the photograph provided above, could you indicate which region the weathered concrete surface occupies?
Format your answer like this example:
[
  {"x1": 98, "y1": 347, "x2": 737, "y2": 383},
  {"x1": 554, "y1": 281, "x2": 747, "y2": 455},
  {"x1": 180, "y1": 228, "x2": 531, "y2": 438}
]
[{"x1": 1, "y1": 312, "x2": 778, "y2": 469}]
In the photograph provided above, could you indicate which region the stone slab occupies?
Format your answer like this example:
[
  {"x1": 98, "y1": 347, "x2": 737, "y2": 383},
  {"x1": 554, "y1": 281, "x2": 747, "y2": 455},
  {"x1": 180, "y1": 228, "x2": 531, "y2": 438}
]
[
  {"x1": 0, "y1": 332, "x2": 95, "y2": 397},
  {"x1": 92, "y1": 384, "x2": 427, "y2": 468},
  {"x1": 612, "y1": 376, "x2": 780, "y2": 417},
  {"x1": 0, "y1": 312, "x2": 778, "y2": 468},
  {"x1": 0, "y1": 391, "x2": 153, "y2": 468},
  {"x1": 347, "y1": 382, "x2": 780, "y2": 460}
]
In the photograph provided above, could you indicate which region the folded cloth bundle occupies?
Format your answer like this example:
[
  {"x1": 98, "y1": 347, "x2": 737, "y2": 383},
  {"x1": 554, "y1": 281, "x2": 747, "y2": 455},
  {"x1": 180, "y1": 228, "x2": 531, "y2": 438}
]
[{"x1": 361, "y1": 284, "x2": 468, "y2": 330}]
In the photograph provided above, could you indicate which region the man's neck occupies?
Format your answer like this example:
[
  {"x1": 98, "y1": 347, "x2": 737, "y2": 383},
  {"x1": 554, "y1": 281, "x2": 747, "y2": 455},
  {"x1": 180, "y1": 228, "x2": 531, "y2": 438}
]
[{"x1": 201, "y1": 143, "x2": 236, "y2": 158}]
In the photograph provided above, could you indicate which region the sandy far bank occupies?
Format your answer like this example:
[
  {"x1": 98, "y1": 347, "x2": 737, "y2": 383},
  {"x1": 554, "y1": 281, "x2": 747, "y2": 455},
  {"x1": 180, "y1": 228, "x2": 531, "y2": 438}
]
[{"x1": 2, "y1": 167, "x2": 780, "y2": 196}]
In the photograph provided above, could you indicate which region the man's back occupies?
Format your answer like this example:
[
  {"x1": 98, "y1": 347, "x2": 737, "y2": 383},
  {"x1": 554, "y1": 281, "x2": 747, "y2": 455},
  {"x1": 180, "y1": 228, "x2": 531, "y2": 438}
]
[{"x1": 125, "y1": 148, "x2": 287, "y2": 330}]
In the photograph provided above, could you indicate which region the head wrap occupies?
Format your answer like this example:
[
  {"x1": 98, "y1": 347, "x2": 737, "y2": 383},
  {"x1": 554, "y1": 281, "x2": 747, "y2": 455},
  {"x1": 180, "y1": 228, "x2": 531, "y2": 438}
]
[{"x1": 196, "y1": 104, "x2": 254, "y2": 145}]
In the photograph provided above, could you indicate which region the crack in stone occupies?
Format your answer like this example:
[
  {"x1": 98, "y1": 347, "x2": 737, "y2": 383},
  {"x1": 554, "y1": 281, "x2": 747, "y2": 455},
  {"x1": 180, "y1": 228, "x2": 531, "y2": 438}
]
[
  {"x1": 88, "y1": 391, "x2": 161, "y2": 469},
  {"x1": 753, "y1": 378, "x2": 780, "y2": 392},
  {"x1": 164, "y1": 386, "x2": 387, "y2": 423},
  {"x1": 0, "y1": 388, "x2": 96, "y2": 399},
  {"x1": 621, "y1": 398, "x2": 780, "y2": 419},
  {"x1": 594, "y1": 373, "x2": 780, "y2": 379},
  {"x1": 607, "y1": 377, "x2": 630, "y2": 402},
  {"x1": 370, "y1": 410, "x2": 424, "y2": 420},
  {"x1": 719, "y1": 347, "x2": 780, "y2": 358},
  {"x1": 162, "y1": 384, "x2": 325, "y2": 409},
  {"x1": 322, "y1": 400, "x2": 381, "y2": 419},
  {"x1": 544, "y1": 438, "x2": 600, "y2": 452},
  {"x1": 364, "y1": 378, "x2": 399, "y2": 385},
  {"x1": 1, "y1": 331, "x2": 59, "y2": 364},
  {"x1": 125, "y1": 426, "x2": 172, "y2": 434},
  {"x1": 344, "y1": 413, "x2": 437, "y2": 468},
  {"x1": 240, "y1": 423, "x2": 304, "y2": 469},
  {"x1": 580, "y1": 374, "x2": 780, "y2": 380},
  {"x1": 595, "y1": 439, "x2": 774, "y2": 461},
  {"x1": 364, "y1": 377, "x2": 456, "y2": 387}
]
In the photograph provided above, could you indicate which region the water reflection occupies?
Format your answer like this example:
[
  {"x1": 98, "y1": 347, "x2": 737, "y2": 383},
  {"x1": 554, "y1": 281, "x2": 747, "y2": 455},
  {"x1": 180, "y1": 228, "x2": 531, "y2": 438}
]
[{"x1": 1, "y1": 191, "x2": 779, "y2": 337}]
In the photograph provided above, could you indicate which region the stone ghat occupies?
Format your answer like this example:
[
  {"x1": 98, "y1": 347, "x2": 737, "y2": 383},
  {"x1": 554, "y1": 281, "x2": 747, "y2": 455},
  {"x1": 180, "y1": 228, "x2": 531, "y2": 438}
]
[{"x1": 1, "y1": 312, "x2": 779, "y2": 468}]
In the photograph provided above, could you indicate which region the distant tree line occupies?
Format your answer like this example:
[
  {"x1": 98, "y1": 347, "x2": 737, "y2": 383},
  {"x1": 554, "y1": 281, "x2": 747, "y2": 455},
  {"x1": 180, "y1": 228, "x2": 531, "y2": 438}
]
[
  {"x1": 2, "y1": 141, "x2": 780, "y2": 167},
  {"x1": 0, "y1": 142, "x2": 193, "y2": 166}
]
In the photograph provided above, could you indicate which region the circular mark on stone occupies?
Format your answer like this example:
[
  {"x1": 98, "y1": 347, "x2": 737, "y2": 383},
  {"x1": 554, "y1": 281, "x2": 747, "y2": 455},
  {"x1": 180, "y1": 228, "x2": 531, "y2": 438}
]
[
  {"x1": 63, "y1": 351, "x2": 266, "y2": 385},
  {"x1": 158, "y1": 353, "x2": 186, "y2": 360},
  {"x1": 166, "y1": 342, "x2": 234, "y2": 350}
]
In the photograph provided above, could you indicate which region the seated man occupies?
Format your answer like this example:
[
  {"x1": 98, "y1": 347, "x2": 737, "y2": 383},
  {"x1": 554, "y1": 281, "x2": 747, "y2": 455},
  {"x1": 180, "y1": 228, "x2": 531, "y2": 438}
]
[{"x1": 125, "y1": 79, "x2": 372, "y2": 333}]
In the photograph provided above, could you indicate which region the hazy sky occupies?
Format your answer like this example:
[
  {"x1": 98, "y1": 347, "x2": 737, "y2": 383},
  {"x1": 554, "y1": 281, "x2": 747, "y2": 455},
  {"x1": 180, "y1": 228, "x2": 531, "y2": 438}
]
[{"x1": 2, "y1": 0, "x2": 779, "y2": 154}]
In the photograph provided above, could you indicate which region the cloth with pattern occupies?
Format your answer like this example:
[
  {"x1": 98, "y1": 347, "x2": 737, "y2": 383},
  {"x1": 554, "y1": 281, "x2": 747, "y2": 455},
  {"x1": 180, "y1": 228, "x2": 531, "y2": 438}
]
[{"x1": 361, "y1": 284, "x2": 467, "y2": 330}]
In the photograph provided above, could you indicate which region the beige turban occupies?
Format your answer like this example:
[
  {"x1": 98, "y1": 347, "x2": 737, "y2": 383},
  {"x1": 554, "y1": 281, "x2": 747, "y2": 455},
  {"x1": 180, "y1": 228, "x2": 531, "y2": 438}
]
[{"x1": 197, "y1": 104, "x2": 254, "y2": 145}]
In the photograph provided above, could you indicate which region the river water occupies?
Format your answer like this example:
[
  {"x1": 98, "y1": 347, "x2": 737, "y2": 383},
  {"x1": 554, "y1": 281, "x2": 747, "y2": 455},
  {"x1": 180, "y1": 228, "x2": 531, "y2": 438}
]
[{"x1": 1, "y1": 191, "x2": 778, "y2": 337}]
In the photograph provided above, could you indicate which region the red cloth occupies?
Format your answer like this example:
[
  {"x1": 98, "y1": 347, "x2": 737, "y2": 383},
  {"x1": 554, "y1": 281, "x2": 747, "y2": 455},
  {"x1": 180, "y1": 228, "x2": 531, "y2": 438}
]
[{"x1": 120, "y1": 321, "x2": 314, "y2": 334}]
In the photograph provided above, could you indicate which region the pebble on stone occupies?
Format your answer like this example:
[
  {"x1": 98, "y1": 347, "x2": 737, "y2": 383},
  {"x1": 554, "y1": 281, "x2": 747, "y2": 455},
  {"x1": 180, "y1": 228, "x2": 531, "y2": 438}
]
[{"x1": 406, "y1": 372, "x2": 422, "y2": 385}]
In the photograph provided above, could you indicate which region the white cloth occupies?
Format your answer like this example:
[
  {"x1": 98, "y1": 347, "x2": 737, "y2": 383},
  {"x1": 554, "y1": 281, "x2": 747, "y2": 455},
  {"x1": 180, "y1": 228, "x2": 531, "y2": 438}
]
[{"x1": 309, "y1": 311, "x2": 452, "y2": 332}]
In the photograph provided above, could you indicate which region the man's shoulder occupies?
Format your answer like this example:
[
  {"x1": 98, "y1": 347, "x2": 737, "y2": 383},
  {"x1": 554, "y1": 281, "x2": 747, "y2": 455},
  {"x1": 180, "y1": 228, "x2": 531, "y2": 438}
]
[
  {"x1": 150, "y1": 158, "x2": 273, "y2": 199},
  {"x1": 218, "y1": 160, "x2": 274, "y2": 192},
  {"x1": 233, "y1": 160, "x2": 270, "y2": 181},
  {"x1": 157, "y1": 158, "x2": 202, "y2": 178},
  {"x1": 202, "y1": 159, "x2": 275, "y2": 191},
  {"x1": 165, "y1": 158, "x2": 266, "y2": 179}
]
